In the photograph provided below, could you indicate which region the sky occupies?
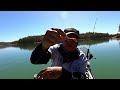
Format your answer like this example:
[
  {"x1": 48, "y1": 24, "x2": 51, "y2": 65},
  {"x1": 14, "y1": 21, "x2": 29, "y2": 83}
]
[{"x1": 0, "y1": 11, "x2": 120, "y2": 42}]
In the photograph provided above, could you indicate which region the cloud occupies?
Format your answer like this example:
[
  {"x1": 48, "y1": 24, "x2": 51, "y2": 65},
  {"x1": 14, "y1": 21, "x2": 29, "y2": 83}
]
[{"x1": 61, "y1": 11, "x2": 68, "y2": 19}]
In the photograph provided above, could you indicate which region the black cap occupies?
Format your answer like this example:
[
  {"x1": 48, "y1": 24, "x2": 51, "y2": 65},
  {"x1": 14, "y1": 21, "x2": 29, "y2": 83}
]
[{"x1": 64, "y1": 28, "x2": 80, "y2": 38}]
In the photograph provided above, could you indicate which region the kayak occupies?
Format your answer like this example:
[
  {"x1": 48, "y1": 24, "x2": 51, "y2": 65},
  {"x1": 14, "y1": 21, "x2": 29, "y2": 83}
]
[
  {"x1": 80, "y1": 47, "x2": 95, "y2": 79},
  {"x1": 85, "y1": 62, "x2": 95, "y2": 79}
]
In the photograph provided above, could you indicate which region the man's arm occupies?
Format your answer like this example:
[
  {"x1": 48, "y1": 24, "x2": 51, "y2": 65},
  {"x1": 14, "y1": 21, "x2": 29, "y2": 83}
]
[
  {"x1": 30, "y1": 28, "x2": 67, "y2": 64},
  {"x1": 30, "y1": 44, "x2": 51, "y2": 64},
  {"x1": 34, "y1": 66, "x2": 72, "y2": 79}
]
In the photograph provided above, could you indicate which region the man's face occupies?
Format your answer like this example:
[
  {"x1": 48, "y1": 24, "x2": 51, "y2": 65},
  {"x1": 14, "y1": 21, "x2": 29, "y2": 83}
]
[{"x1": 63, "y1": 33, "x2": 79, "y2": 52}]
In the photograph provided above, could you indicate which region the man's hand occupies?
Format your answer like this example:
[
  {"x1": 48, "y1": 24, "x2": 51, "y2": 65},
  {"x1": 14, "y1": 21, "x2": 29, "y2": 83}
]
[
  {"x1": 41, "y1": 28, "x2": 67, "y2": 50},
  {"x1": 37, "y1": 66, "x2": 62, "y2": 79}
]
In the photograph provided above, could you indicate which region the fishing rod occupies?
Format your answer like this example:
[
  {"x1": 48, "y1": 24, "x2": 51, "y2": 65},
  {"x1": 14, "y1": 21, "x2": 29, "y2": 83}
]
[
  {"x1": 93, "y1": 18, "x2": 98, "y2": 34},
  {"x1": 86, "y1": 18, "x2": 98, "y2": 60}
]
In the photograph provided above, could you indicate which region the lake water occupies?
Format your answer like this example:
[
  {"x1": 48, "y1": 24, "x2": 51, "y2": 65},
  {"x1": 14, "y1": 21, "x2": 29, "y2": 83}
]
[{"x1": 0, "y1": 39, "x2": 120, "y2": 79}]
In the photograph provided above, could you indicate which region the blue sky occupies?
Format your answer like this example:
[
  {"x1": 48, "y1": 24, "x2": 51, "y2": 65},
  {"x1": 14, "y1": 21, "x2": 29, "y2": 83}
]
[{"x1": 0, "y1": 11, "x2": 120, "y2": 42}]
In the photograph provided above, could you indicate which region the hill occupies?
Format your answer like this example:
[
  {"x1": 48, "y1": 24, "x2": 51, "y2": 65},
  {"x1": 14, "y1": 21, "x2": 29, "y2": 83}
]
[{"x1": 0, "y1": 32, "x2": 120, "y2": 46}]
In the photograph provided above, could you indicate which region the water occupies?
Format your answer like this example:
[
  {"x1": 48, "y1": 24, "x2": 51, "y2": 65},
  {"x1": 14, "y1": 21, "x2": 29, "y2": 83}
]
[{"x1": 0, "y1": 39, "x2": 120, "y2": 79}]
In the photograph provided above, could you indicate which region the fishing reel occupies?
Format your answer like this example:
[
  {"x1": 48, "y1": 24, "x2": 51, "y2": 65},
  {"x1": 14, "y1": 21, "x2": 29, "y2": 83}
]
[
  {"x1": 88, "y1": 53, "x2": 93, "y2": 59},
  {"x1": 80, "y1": 47, "x2": 96, "y2": 60}
]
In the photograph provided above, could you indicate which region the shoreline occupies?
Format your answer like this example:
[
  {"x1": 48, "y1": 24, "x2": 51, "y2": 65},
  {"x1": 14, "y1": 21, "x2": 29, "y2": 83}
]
[{"x1": 0, "y1": 35, "x2": 120, "y2": 47}]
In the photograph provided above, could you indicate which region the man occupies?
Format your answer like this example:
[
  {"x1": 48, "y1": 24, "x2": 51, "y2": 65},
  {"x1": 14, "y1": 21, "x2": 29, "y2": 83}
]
[{"x1": 30, "y1": 28, "x2": 93, "y2": 79}]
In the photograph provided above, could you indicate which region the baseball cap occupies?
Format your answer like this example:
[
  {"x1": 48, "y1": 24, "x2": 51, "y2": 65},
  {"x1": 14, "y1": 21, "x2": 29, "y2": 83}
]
[{"x1": 64, "y1": 28, "x2": 80, "y2": 39}]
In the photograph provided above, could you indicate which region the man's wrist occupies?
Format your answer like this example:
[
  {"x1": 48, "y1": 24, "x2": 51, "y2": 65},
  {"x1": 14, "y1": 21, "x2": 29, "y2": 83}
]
[{"x1": 41, "y1": 43, "x2": 48, "y2": 51}]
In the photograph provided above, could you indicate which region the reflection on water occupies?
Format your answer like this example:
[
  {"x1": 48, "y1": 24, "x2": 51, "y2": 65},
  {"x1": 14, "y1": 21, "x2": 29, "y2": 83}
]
[
  {"x1": 0, "y1": 44, "x2": 37, "y2": 51},
  {"x1": 113, "y1": 38, "x2": 120, "y2": 48},
  {"x1": 0, "y1": 38, "x2": 115, "y2": 50},
  {"x1": 118, "y1": 39, "x2": 120, "y2": 48},
  {"x1": 18, "y1": 39, "x2": 110, "y2": 50},
  {"x1": 119, "y1": 41, "x2": 120, "y2": 48},
  {"x1": 17, "y1": 44, "x2": 37, "y2": 50},
  {"x1": 0, "y1": 46, "x2": 13, "y2": 49},
  {"x1": 1, "y1": 39, "x2": 120, "y2": 51},
  {"x1": 78, "y1": 38, "x2": 110, "y2": 46}
]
